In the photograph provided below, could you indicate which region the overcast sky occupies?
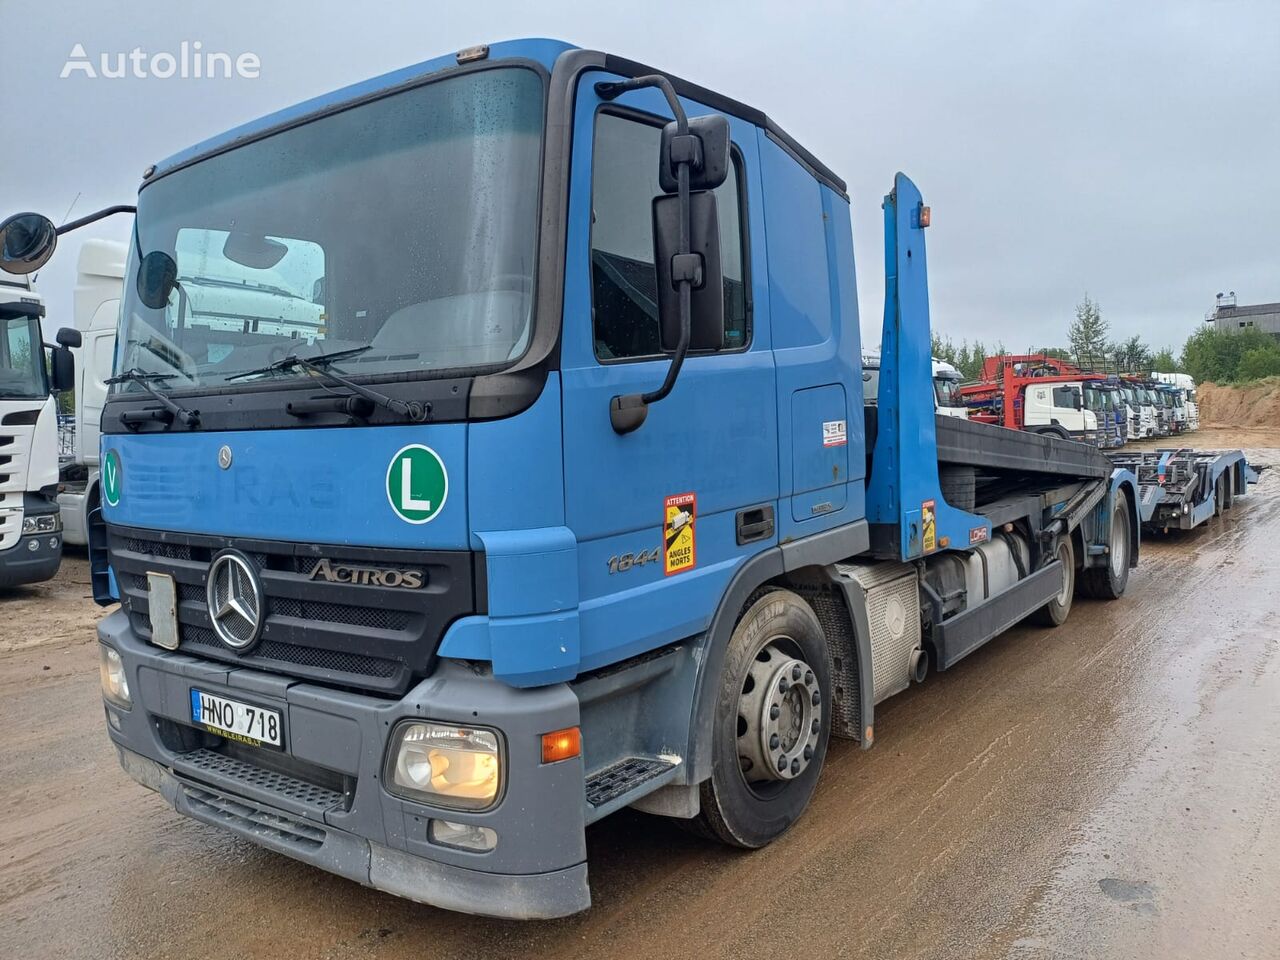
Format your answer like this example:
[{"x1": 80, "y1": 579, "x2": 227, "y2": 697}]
[{"x1": 3, "y1": 0, "x2": 1277, "y2": 353}]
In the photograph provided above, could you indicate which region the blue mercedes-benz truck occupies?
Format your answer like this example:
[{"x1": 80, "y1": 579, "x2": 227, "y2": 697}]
[{"x1": 0, "y1": 39, "x2": 1142, "y2": 918}]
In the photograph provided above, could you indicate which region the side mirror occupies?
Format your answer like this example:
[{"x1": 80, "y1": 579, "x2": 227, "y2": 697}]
[
  {"x1": 50, "y1": 345, "x2": 75, "y2": 393},
  {"x1": 1073, "y1": 391, "x2": 1084, "y2": 411},
  {"x1": 136, "y1": 250, "x2": 179, "y2": 309},
  {"x1": 0, "y1": 213, "x2": 58, "y2": 275},
  {"x1": 56, "y1": 326, "x2": 82, "y2": 348},
  {"x1": 653, "y1": 190, "x2": 724, "y2": 352},
  {"x1": 659, "y1": 114, "x2": 730, "y2": 193}
]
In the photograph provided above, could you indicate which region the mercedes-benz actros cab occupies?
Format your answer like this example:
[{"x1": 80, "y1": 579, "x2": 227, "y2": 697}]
[{"x1": 2, "y1": 40, "x2": 1151, "y2": 918}]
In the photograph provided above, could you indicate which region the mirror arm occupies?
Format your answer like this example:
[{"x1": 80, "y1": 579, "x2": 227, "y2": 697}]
[
  {"x1": 56, "y1": 205, "x2": 136, "y2": 236},
  {"x1": 598, "y1": 75, "x2": 695, "y2": 435}
]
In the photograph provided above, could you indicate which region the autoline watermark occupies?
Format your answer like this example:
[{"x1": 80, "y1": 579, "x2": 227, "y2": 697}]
[{"x1": 60, "y1": 42, "x2": 260, "y2": 79}]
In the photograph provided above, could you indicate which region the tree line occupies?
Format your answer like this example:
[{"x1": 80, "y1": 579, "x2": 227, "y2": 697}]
[{"x1": 932, "y1": 294, "x2": 1280, "y2": 384}]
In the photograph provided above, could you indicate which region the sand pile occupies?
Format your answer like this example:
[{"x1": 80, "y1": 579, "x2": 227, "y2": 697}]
[{"x1": 1198, "y1": 378, "x2": 1280, "y2": 427}]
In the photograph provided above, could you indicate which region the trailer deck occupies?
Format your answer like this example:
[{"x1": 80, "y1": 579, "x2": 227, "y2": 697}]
[{"x1": 1108, "y1": 448, "x2": 1259, "y2": 531}]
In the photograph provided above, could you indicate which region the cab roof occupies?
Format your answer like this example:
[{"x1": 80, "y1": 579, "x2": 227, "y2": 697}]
[{"x1": 147, "y1": 38, "x2": 845, "y2": 195}]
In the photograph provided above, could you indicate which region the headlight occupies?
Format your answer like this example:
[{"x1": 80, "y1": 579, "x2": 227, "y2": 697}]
[
  {"x1": 386, "y1": 721, "x2": 501, "y2": 810},
  {"x1": 99, "y1": 645, "x2": 131, "y2": 708},
  {"x1": 22, "y1": 513, "x2": 61, "y2": 535}
]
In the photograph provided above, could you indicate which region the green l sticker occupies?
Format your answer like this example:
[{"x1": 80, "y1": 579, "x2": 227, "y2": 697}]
[
  {"x1": 103, "y1": 449, "x2": 122, "y2": 507},
  {"x1": 386, "y1": 444, "x2": 448, "y2": 524}
]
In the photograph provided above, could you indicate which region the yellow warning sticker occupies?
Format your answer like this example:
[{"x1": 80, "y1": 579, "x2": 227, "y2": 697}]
[
  {"x1": 663, "y1": 492, "x2": 697, "y2": 576},
  {"x1": 922, "y1": 499, "x2": 937, "y2": 552}
]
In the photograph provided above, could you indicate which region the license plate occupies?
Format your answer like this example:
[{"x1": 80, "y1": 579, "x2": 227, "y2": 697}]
[{"x1": 190, "y1": 688, "x2": 283, "y2": 748}]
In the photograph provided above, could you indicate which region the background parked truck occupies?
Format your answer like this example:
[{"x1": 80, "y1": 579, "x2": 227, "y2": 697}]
[
  {"x1": 58, "y1": 239, "x2": 125, "y2": 546},
  {"x1": 0, "y1": 268, "x2": 76, "y2": 586}
]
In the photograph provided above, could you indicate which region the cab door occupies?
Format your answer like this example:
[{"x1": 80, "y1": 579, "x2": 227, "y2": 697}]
[{"x1": 558, "y1": 73, "x2": 777, "y2": 672}]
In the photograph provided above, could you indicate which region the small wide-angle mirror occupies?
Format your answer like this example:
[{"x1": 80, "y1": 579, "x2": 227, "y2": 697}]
[
  {"x1": 659, "y1": 114, "x2": 731, "y2": 194},
  {"x1": 56, "y1": 327, "x2": 82, "y2": 348},
  {"x1": 136, "y1": 250, "x2": 179, "y2": 310},
  {"x1": 0, "y1": 212, "x2": 58, "y2": 275},
  {"x1": 223, "y1": 231, "x2": 288, "y2": 269}
]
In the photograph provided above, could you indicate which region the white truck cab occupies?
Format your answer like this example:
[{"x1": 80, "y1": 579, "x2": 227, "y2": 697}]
[
  {"x1": 58, "y1": 240, "x2": 126, "y2": 545},
  {"x1": 0, "y1": 275, "x2": 67, "y2": 585},
  {"x1": 1154, "y1": 372, "x2": 1199, "y2": 431},
  {"x1": 932, "y1": 359, "x2": 969, "y2": 419},
  {"x1": 1022, "y1": 379, "x2": 1102, "y2": 444},
  {"x1": 861, "y1": 352, "x2": 969, "y2": 420},
  {"x1": 1121, "y1": 385, "x2": 1156, "y2": 439}
]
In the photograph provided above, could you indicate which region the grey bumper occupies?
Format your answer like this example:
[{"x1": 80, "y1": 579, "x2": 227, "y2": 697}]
[
  {"x1": 0, "y1": 530, "x2": 62, "y2": 587},
  {"x1": 100, "y1": 609, "x2": 591, "y2": 919}
]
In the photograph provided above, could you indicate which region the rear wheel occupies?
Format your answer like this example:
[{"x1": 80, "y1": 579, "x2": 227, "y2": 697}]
[
  {"x1": 1214, "y1": 474, "x2": 1225, "y2": 517},
  {"x1": 1079, "y1": 489, "x2": 1131, "y2": 600},
  {"x1": 1031, "y1": 535, "x2": 1075, "y2": 626},
  {"x1": 691, "y1": 590, "x2": 832, "y2": 848},
  {"x1": 1223, "y1": 468, "x2": 1235, "y2": 510}
]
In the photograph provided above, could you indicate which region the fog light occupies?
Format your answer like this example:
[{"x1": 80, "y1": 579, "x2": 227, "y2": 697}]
[
  {"x1": 105, "y1": 707, "x2": 122, "y2": 731},
  {"x1": 27, "y1": 539, "x2": 38, "y2": 552},
  {"x1": 429, "y1": 819, "x2": 497, "y2": 852},
  {"x1": 22, "y1": 513, "x2": 60, "y2": 535},
  {"x1": 386, "y1": 722, "x2": 501, "y2": 810},
  {"x1": 99, "y1": 645, "x2": 131, "y2": 708}
]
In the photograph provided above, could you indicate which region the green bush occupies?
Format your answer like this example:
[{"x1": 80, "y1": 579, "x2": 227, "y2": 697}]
[
  {"x1": 1237, "y1": 345, "x2": 1280, "y2": 381},
  {"x1": 1180, "y1": 326, "x2": 1279, "y2": 383}
]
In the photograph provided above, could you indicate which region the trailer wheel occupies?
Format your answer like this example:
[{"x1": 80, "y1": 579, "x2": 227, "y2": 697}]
[
  {"x1": 1031, "y1": 536, "x2": 1075, "y2": 626},
  {"x1": 1079, "y1": 489, "x2": 1131, "y2": 600},
  {"x1": 691, "y1": 589, "x2": 831, "y2": 849}
]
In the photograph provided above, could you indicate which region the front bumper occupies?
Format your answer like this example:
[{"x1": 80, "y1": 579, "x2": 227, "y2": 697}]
[
  {"x1": 0, "y1": 529, "x2": 62, "y2": 587},
  {"x1": 99, "y1": 609, "x2": 591, "y2": 919}
]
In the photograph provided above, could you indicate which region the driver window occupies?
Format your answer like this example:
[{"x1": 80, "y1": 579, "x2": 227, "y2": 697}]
[{"x1": 590, "y1": 110, "x2": 749, "y2": 361}]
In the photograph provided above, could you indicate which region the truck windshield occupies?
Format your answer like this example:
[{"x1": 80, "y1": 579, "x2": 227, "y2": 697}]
[
  {"x1": 0, "y1": 314, "x2": 47, "y2": 400},
  {"x1": 933, "y1": 376, "x2": 961, "y2": 407},
  {"x1": 116, "y1": 66, "x2": 544, "y2": 392}
]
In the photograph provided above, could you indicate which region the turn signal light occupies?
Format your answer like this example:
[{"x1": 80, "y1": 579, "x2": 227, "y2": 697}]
[{"x1": 541, "y1": 727, "x2": 581, "y2": 764}]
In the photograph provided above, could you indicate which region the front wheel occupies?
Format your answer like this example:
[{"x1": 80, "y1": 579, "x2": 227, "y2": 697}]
[{"x1": 691, "y1": 589, "x2": 832, "y2": 849}]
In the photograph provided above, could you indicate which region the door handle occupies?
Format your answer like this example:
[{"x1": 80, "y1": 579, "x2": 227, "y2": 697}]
[{"x1": 736, "y1": 505, "x2": 775, "y2": 545}]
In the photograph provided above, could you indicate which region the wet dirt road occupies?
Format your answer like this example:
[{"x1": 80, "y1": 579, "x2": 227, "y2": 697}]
[{"x1": 2, "y1": 433, "x2": 1278, "y2": 960}]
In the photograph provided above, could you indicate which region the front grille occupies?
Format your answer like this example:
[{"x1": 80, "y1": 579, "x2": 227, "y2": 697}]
[
  {"x1": 181, "y1": 623, "x2": 399, "y2": 678},
  {"x1": 110, "y1": 523, "x2": 483, "y2": 695}
]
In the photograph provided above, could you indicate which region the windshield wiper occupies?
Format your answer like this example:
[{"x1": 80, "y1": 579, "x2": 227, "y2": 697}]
[
  {"x1": 228, "y1": 346, "x2": 428, "y2": 422},
  {"x1": 106, "y1": 369, "x2": 201, "y2": 428},
  {"x1": 226, "y1": 345, "x2": 374, "y2": 382}
]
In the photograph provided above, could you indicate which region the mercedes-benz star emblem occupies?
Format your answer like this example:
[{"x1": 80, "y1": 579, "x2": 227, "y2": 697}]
[
  {"x1": 217, "y1": 445, "x2": 233, "y2": 470},
  {"x1": 207, "y1": 552, "x2": 264, "y2": 650}
]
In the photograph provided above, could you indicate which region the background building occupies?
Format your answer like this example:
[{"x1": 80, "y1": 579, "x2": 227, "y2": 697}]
[{"x1": 1208, "y1": 292, "x2": 1280, "y2": 336}]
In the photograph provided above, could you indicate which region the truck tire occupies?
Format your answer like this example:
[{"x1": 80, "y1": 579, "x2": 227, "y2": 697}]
[
  {"x1": 1078, "y1": 489, "x2": 1131, "y2": 600},
  {"x1": 690, "y1": 589, "x2": 832, "y2": 849},
  {"x1": 1223, "y1": 468, "x2": 1235, "y2": 510},
  {"x1": 1032, "y1": 425, "x2": 1072, "y2": 442},
  {"x1": 939, "y1": 466, "x2": 976, "y2": 512},
  {"x1": 1214, "y1": 475, "x2": 1224, "y2": 517},
  {"x1": 1031, "y1": 535, "x2": 1075, "y2": 626}
]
